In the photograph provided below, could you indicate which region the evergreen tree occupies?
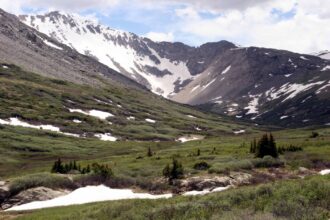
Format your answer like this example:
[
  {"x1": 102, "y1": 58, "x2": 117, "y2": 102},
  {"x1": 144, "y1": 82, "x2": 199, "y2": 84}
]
[
  {"x1": 170, "y1": 159, "x2": 183, "y2": 179},
  {"x1": 197, "y1": 148, "x2": 201, "y2": 156},
  {"x1": 162, "y1": 164, "x2": 170, "y2": 179},
  {"x1": 147, "y1": 147, "x2": 153, "y2": 157},
  {"x1": 255, "y1": 133, "x2": 278, "y2": 158},
  {"x1": 162, "y1": 159, "x2": 184, "y2": 184},
  {"x1": 73, "y1": 160, "x2": 77, "y2": 170},
  {"x1": 269, "y1": 133, "x2": 278, "y2": 158},
  {"x1": 69, "y1": 161, "x2": 73, "y2": 170},
  {"x1": 86, "y1": 164, "x2": 91, "y2": 173},
  {"x1": 51, "y1": 158, "x2": 64, "y2": 173}
]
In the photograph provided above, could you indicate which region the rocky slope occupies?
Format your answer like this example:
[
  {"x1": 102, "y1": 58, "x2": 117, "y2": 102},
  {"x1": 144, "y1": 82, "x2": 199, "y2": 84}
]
[
  {"x1": 0, "y1": 9, "x2": 142, "y2": 89},
  {"x1": 18, "y1": 11, "x2": 330, "y2": 127},
  {"x1": 19, "y1": 11, "x2": 235, "y2": 98}
]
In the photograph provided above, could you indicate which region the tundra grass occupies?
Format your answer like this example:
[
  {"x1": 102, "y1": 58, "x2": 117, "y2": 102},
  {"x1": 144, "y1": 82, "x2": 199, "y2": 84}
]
[{"x1": 8, "y1": 175, "x2": 330, "y2": 220}]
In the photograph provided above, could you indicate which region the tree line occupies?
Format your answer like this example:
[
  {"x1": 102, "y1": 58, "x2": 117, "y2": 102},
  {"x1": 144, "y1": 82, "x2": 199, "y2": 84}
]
[
  {"x1": 51, "y1": 158, "x2": 113, "y2": 178},
  {"x1": 250, "y1": 133, "x2": 302, "y2": 158}
]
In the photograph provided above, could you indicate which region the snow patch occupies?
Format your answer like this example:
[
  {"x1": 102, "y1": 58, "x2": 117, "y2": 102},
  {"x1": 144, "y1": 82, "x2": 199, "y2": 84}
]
[
  {"x1": 300, "y1": 56, "x2": 309, "y2": 60},
  {"x1": 0, "y1": 118, "x2": 78, "y2": 137},
  {"x1": 177, "y1": 135, "x2": 203, "y2": 143},
  {"x1": 127, "y1": 116, "x2": 135, "y2": 120},
  {"x1": 233, "y1": 130, "x2": 245, "y2": 134},
  {"x1": 94, "y1": 133, "x2": 117, "y2": 141},
  {"x1": 266, "y1": 82, "x2": 325, "y2": 102},
  {"x1": 221, "y1": 65, "x2": 231, "y2": 75},
  {"x1": 316, "y1": 81, "x2": 330, "y2": 94},
  {"x1": 43, "y1": 39, "x2": 63, "y2": 50},
  {"x1": 73, "y1": 119, "x2": 82, "y2": 123},
  {"x1": 319, "y1": 169, "x2": 330, "y2": 175},
  {"x1": 190, "y1": 85, "x2": 200, "y2": 93},
  {"x1": 183, "y1": 185, "x2": 231, "y2": 196},
  {"x1": 69, "y1": 109, "x2": 113, "y2": 120},
  {"x1": 145, "y1": 118, "x2": 156, "y2": 123},
  {"x1": 201, "y1": 78, "x2": 216, "y2": 91},
  {"x1": 2, "y1": 65, "x2": 9, "y2": 69},
  {"x1": 244, "y1": 96, "x2": 260, "y2": 114},
  {"x1": 6, "y1": 185, "x2": 172, "y2": 211},
  {"x1": 321, "y1": 65, "x2": 330, "y2": 71}
]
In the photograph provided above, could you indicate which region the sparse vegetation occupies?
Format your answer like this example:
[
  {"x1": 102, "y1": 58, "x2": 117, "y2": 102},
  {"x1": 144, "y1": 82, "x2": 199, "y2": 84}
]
[
  {"x1": 310, "y1": 132, "x2": 319, "y2": 138},
  {"x1": 163, "y1": 159, "x2": 184, "y2": 184},
  {"x1": 193, "y1": 161, "x2": 210, "y2": 170}
]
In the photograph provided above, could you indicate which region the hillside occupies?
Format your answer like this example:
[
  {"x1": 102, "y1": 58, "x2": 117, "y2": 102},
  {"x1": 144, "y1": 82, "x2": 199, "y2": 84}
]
[{"x1": 0, "y1": 64, "x2": 249, "y2": 143}]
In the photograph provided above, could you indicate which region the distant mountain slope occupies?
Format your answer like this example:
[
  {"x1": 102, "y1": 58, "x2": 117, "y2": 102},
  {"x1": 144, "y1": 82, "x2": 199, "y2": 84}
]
[
  {"x1": 0, "y1": 9, "x2": 142, "y2": 89},
  {"x1": 19, "y1": 11, "x2": 236, "y2": 98},
  {"x1": 173, "y1": 47, "x2": 330, "y2": 127},
  {"x1": 19, "y1": 11, "x2": 330, "y2": 127}
]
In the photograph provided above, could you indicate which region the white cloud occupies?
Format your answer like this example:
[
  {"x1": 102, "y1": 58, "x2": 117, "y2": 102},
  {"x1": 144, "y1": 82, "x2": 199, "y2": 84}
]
[
  {"x1": 144, "y1": 32, "x2": 174, "y2": 42},
  {"x1": 1, "y1": 0, "x2": 330, "y2": 53},
  {"x1": 0, "y1": 0, "x2": 120, "y2": 14},
  {"x1": 169, "y1": 0, "x2": 330, "y2": 53}
]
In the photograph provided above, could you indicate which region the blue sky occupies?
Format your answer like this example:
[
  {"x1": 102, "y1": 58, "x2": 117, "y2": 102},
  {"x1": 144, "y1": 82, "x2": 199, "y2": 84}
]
[{"x1": 1, "y1": 0, "x2": 330, "y2": 53}]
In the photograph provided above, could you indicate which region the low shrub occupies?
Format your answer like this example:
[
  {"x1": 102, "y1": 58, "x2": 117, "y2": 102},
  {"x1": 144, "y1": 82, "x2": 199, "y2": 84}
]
[
  {"x1": 252, "y1": 156, "x2": 284, "y2": 168},
  {"x1": 9, "y1": 173, "x2": 76, "y2": 196},
  {"x1": 193, "y1": 161, "x2": 211, "y2": 170}
]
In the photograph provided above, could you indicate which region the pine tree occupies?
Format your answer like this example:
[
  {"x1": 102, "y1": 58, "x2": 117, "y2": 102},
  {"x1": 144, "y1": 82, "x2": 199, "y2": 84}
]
[
  {"x1": 255, "y1": 133, "x2": 278, "y2": 158},
  {"x1": 69, "y1": 161, "x2": 73, "y2": 170},
  {"x1": 162, "y1": 164, "x2": 170, "y2": 179},
  {"x1": 197, "y1": 148, "x2": 200, "y2": 156},
  {"x1": 147, "y1": 147, "x2": 153, "y2": 157},
  {"x1": 162, "y1": 159, "x2": 184, "y2": 184},
  {"x1": 269, "y1": 133, "x2": 278, "y2": 158},
  {"x1": 51, "y1": 158, "x2": 64, "y2": 173}
]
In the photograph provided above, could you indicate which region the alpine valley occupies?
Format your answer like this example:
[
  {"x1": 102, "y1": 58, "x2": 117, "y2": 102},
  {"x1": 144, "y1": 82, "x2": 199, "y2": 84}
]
[
  {"x1": 0, "y1": 7, "x2": 329, "y2": 220},
  {"x1": 19, "y1": 11, "x2": 330, "y2": 127}
]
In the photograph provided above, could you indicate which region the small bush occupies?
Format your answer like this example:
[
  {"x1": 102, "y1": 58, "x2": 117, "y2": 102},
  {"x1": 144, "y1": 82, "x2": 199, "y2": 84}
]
[
  {"x1": 163, "y1": 158, "x2": 184, "y2": 184},
  {"x1": 193, "y1": 161, "x2": 210, "y2": 170},
  {"x1": 310, "y1": 132, "x2": 319, "y2": 138},
  {"x1": 278, "y1": 145, "x2": 303, "y2": 154},
  {"x1": 252, "y1": 156, "x2": 284, "y2": 168}
]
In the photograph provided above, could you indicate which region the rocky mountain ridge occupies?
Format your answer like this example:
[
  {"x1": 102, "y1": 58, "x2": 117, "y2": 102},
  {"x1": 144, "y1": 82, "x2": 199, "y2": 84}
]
[{"x1": 18, "y1": 11, "x2": 330, "y2": 127}]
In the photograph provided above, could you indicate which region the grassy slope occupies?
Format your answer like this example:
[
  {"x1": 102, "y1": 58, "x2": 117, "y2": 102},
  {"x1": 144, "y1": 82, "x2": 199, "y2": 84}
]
[
  {"x1": 9, "y1": 175, "x2": 330, "y2": 220},
  {"x1": 0, "y1": 63, "x2": 260, "y2": 178},
  {"x1": 0, "y1": 64, "x2": 330, "y2": 219},
  {"x1": 0, "y1": 64, "x2": 253, "y2": 140}
]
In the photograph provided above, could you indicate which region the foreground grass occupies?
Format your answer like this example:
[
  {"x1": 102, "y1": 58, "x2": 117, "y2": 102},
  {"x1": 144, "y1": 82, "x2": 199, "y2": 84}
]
[{"x1": 8, "y1": 175, "x2": 329, "y2": 220}]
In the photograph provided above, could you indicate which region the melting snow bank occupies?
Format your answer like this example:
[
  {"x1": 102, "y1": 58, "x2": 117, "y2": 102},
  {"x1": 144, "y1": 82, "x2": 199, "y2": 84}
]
[
  {"x1": 69, "y1": 109, "x2": 113, "y2": 120},
  {"x1": 319, "y1": 169, "x2": 330, "y2": 175},
  {"x1": 183, "y1": 185, "x2": 231, "y2": 196},
  {"x1": 6, "y1": 185, "x2": 172, "y2": 211},
  {"x1": 0, "y1": 118, "x2": 115, "y2": 140},
  {"x1": 177, "y1": 135, "x2": 204, "y2": 143},
  {"x1": 0, "y1": 118, "x2": 78, "y2": 137},
  {"x1": 94, "y1": 133, "x2": 117, "y2": 141}
]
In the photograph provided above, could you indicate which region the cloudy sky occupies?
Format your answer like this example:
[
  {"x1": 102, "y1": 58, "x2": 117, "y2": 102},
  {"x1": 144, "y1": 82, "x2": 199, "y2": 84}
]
[{"x1": 1, "y1": 0, "x2": 329, "y2": 53}]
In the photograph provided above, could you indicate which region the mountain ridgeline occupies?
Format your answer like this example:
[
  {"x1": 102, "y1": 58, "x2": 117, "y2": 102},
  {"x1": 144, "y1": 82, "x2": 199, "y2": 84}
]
[{"x1": 6, "y1": 10, "x2": 330, "y2": 127}]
